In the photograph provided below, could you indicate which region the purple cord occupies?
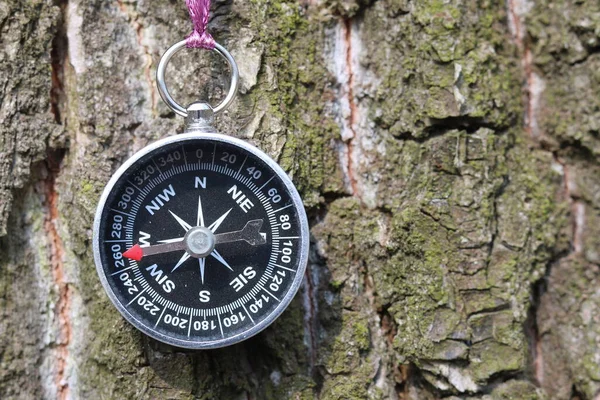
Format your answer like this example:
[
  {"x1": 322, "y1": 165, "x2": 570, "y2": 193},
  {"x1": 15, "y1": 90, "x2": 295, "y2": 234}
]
[{"x1": 185, "y1": 0, "x2": 215, "y2": 49}]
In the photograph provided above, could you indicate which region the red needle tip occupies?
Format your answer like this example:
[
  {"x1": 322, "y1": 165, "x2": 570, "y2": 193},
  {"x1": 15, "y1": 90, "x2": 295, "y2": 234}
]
[{"x1": 123, "y1": 244, "x2": 143, "y2": 261}]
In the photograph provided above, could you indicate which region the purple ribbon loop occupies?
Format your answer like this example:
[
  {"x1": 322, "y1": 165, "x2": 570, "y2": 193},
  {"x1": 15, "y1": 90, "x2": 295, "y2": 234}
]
[{"x1": 185, "y1": 0, "x2": 216, "y2": 49}]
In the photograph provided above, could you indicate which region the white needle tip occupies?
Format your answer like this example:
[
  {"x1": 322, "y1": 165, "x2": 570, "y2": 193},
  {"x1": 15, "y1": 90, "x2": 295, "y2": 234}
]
[
  {"x1": 211, "y1": 249, "x2": 233, "y2": 271},
  {"x1": 169, "y1": 210, "x2": 192, "y2": 232},
  {"x1": 197, "y1": 195, "x2": 205, "y2": 227},
  {"x1": 199, "y1": 258, "x2": 206, "y2": 284},
  {"x1": 171, "y1": 252, "x2": 191, "y2": 273},
  {"x1": 208, "y1": 208, "x2": 233, "y2": 233}
]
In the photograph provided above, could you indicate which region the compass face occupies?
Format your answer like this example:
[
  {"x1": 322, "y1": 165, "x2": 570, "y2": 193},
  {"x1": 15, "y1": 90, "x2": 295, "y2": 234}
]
[{"x1": 93, "y1": 133, "x2": 309, "y2": 348}]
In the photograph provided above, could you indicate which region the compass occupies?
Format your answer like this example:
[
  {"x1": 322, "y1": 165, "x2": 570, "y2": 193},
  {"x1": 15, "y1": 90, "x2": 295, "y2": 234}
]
[
  {"x1": 93, "y1": 132, "x2": 309, "y2": 348},
  {"x1": 92, "y1": 40, "x2": 309, "y2": 348}
]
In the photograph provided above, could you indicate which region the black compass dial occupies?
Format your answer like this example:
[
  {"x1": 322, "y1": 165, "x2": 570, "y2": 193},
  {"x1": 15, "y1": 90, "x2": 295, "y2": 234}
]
[{"x1": 93, "y1": 134, "x2": 309, "y2": 348}]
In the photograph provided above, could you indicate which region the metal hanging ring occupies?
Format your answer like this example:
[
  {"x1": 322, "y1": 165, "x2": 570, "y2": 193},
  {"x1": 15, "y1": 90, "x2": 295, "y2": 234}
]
[{"x1": 156, "y1": 40, "x2": 239, "y2": 117}]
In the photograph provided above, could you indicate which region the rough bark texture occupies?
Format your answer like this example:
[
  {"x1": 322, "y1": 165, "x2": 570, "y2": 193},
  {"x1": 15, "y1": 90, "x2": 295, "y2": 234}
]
[{"x1": 0, "y1": 0, "x2": 598, "y2": 399}]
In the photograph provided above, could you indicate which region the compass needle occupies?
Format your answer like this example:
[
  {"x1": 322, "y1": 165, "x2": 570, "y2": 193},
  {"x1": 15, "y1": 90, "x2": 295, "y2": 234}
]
[
  {"x1": 124, "y1": 239, "x2": 186, "y2": 260},
  {"x1": 158, "y1": 237, "x2": 185, "y2": 244},
  {"x1": 214, "y1": 219, "x2": 267, "y2": 245}
]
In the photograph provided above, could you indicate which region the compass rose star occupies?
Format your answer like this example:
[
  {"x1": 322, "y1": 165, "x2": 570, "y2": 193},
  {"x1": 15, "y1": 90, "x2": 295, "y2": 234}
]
[
  {"x1": 199, "y1": 258, "x2": 206, "y2": 284},
  {"x1": 171, "y1": 252, "x2": 191, "y2": 273},
  {"x1": 164, "y1": 195, "x2": 234, "y2": 280},
  {"x1": 168, "y1": 210, "x2": 192, "y2": 231}
]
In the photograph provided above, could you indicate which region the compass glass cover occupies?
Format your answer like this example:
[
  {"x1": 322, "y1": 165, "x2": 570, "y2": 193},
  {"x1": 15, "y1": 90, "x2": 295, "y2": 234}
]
[{"x1": 94, "y1": 135, "x2": 308, "y2": 348}]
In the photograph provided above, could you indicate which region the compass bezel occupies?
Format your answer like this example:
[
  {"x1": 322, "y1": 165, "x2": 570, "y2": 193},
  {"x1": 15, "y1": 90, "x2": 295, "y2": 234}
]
[{"x1": 92, "y1": 132, "x2": 310, "y2": 349}]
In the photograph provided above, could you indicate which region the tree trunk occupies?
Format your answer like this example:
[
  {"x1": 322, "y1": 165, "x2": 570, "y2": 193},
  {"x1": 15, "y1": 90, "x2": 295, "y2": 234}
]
[{"x1": 1, "y1": 0, "x2": 599, "y2": 398}]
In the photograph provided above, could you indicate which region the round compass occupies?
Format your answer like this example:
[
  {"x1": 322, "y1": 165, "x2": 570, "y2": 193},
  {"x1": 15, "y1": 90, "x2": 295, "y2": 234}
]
[{"x1": 93, "y1": 132, "x2": 309, "y2": 348}]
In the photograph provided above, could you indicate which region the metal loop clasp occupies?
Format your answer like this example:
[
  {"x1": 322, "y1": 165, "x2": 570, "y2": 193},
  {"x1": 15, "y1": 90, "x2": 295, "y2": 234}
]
[{"x1": 156, "y1": 40, "x2": 239, "y2": 117}]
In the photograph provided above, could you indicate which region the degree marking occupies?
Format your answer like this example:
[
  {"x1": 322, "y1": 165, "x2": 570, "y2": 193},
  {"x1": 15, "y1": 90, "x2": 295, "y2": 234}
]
[
  {"x1": 152, "y1": 158, "x2": 163, "y2": 174},
  {"x1": 150, "y1": 289, "x2": 160, "y2": 302},
  {"x1": 110, "y1": 208, "x2": 133, "y2": 218},
  {"x1": 154, "y1": 306, "x2": 167, "y2": 328},
  {"x1": 127, "y1": 180, "x2": 142, "y2": 192},
  {"x1": 187, "y1": 312, "x2": 193, "y2": 337},
  {"x1": 217, "y1": 313, "x2": 224, "y2": 338},
  {"x1": 270, "y1": 263, "x2": 296, "y2": 273},
  {"x1": 110, "y1": 264, "x2": 137, "y2": 276},
  {"x1": 258, "y1": 176, "x2": 275, "y2": 192},
  {"x1": 242, "y1": 303, "x2": 255, "y2": 325},
  {"x1": 127, "y1": 287, "x2": 148, "y2": 306},
  {"x1": 272, "y1": 203, "x2": 293, "y2": 214},
  {"x1": 211, "y1": 143, "x2": 217, "y2": 166},
  {"x1": 263, "y1": 287, "x2": 280, "y2": 302},
  {"x1": 237, "y1": 155, "x2": 248, "y2": 174},
  {"x1": 181, "y1": 144, "x2": 188, "y2": 165}
]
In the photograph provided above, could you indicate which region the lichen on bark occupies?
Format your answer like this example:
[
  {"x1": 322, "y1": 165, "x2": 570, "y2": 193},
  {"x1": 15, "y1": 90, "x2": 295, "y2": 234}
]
[{"x1": 525, "y1": 0, "x2": 600, "y2": 398}]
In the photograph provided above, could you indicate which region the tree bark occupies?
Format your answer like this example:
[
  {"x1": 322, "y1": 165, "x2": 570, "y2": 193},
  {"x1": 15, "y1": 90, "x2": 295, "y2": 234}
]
[{"x1": 0, "y1": 0, "x2": 598, "y2": 399}]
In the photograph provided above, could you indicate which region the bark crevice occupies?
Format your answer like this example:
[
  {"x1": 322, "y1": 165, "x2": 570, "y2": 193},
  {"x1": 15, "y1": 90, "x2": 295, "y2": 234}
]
[
  {"x1": 50, "y1": 0, "x2": 68, "y2": 125},
  {"x1": 43, "y1": 148, "x2": 71, "y2": 400}
]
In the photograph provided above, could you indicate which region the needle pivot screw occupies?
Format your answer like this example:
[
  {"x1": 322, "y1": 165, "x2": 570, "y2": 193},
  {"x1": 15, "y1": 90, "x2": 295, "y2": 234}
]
[{"x1": 185, "y1": 226, "x2": 216, "y2": 258}]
